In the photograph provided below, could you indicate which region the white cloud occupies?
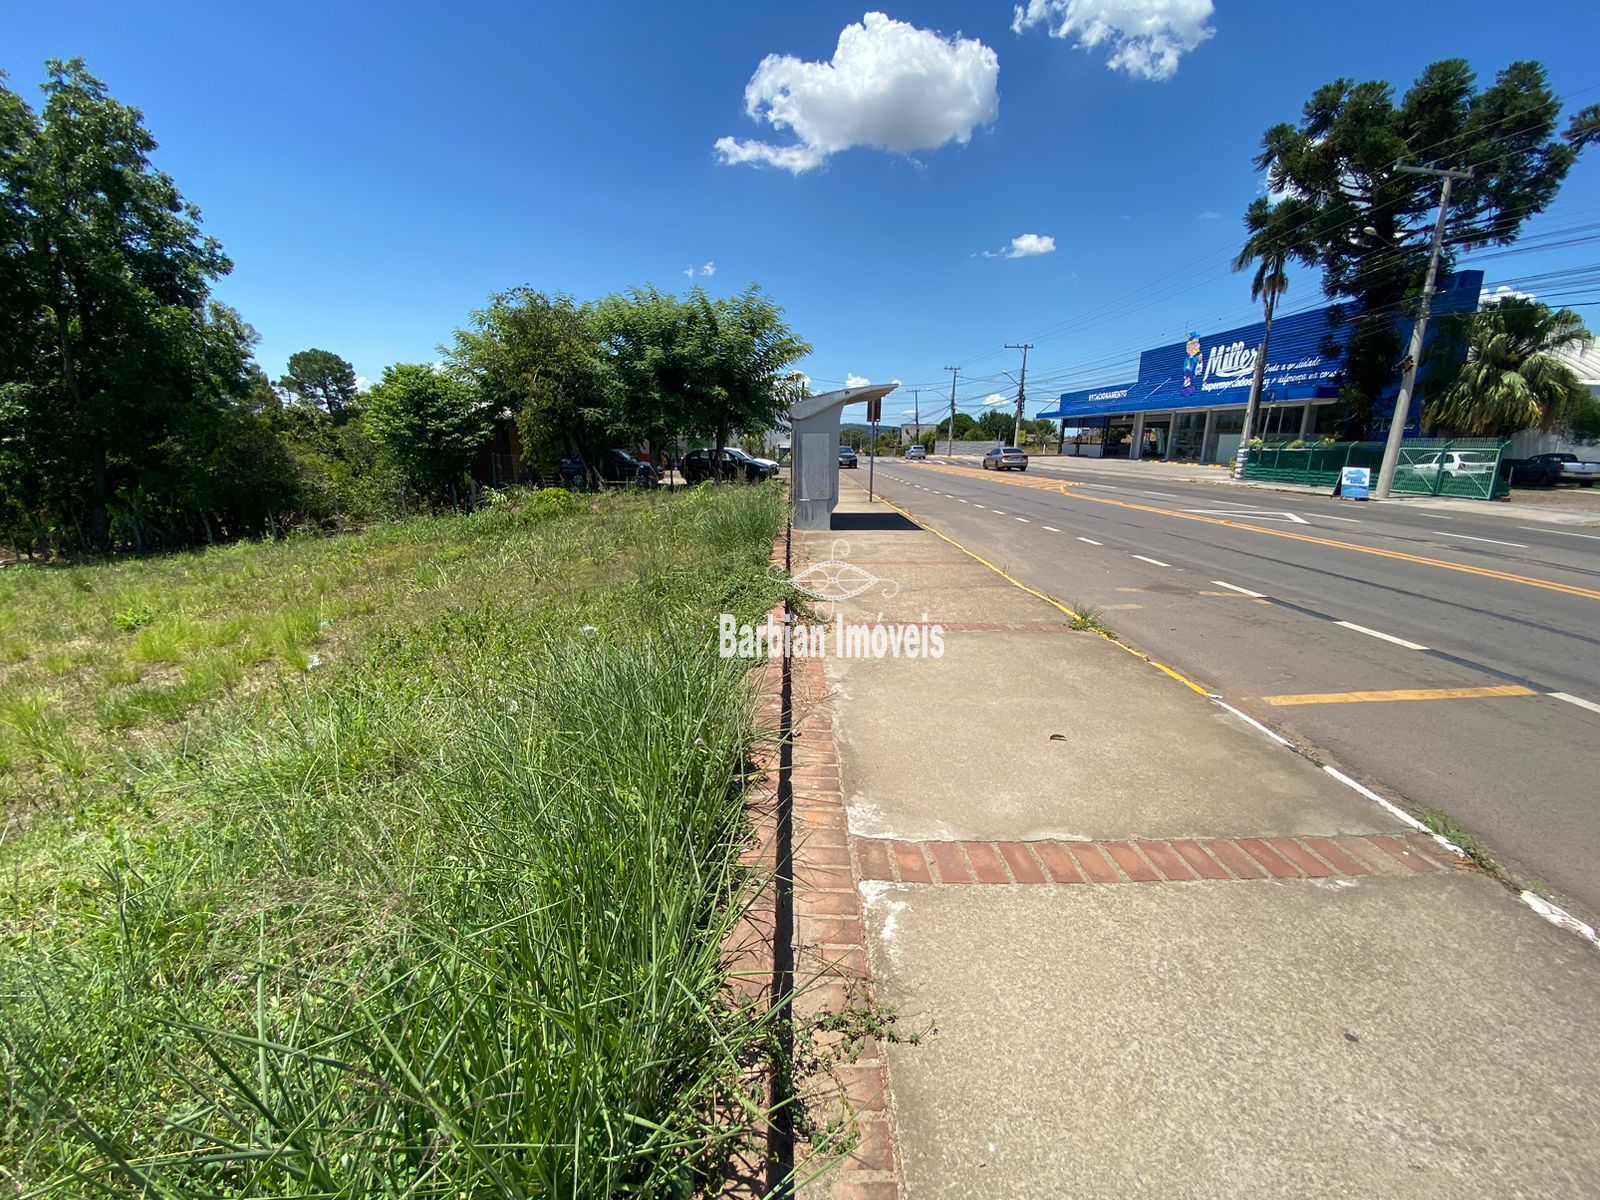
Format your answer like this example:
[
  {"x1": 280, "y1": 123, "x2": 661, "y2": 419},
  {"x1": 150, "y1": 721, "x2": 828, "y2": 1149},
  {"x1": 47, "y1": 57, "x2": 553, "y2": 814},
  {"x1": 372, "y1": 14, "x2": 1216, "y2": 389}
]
[
  {"x1": 1011, "y1": 0, "x2": 1215, "y2": 81},
  {"x1": 1482, "y1": 284, "x2": 1536, "y2": 306},
  {"x1": 981, "y1": 392, "x2": 1010, "y2": 406},
  {"x1": 354, "y1": 375, "x2": 372, "y2": 393},
  {"x1": 714, "y1": 12, "x2": 1000, "y2": 174},
  {"x1": 1196, "y1": 210, "x2": 1223, "y2": 220},
  {"x1": 983, "y1": 232, "x2": 1057, "y2": 258},
  {"x1": 846, "y1": 373, "x2": 872, "y2": 388},
  {"x1": 682, "y1": 261, "x2": 717, "y2": 278}
]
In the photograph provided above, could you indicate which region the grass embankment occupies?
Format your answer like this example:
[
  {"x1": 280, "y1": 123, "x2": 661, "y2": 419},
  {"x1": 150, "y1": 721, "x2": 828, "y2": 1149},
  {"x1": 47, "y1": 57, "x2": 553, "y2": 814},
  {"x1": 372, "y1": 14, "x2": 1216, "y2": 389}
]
[{"x1": 1, "y1": 484, "x2": 790, "y2": 1197}]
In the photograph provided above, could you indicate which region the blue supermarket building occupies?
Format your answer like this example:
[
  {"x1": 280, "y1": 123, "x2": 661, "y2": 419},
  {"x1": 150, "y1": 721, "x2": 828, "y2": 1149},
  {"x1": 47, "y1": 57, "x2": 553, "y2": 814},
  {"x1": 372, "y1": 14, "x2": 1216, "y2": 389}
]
[{"x1": 1037, "y1": 270, "x2": 1484, "y2": 465}]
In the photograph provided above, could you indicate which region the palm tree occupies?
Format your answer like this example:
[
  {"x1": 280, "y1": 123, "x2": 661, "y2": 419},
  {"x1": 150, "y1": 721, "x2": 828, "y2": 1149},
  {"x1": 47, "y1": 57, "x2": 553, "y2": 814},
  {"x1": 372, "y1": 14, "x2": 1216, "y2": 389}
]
[
  {"x1": 1231, "y1": 196, "x2": 1317, "y2": 467},
  {"x1": 1424, "y1": 297, "x2": 1593, "y2": 437}
]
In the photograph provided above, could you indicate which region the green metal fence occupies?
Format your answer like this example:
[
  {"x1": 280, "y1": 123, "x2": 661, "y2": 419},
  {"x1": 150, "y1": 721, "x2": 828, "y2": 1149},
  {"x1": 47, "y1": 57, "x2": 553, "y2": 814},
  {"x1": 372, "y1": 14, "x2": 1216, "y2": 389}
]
[{"x1": 1242, "y1": 439, "x2": 1510, "y2": 500}]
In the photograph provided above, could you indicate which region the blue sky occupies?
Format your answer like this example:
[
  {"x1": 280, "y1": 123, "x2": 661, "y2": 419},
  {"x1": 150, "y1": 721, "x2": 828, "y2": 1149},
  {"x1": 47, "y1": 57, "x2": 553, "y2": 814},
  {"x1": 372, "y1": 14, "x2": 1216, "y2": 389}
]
[{"x1": 6, "y1": 1, "x2": 1598, "y2": 422}]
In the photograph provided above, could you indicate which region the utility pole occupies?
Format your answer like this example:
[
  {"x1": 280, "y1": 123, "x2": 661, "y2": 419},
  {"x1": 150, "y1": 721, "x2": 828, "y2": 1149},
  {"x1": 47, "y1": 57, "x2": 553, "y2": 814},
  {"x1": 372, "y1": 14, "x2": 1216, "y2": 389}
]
[
  {"x1": 1006, "y1": 343, "x2": 1032, "y2": 447},
  {"x1": 1374, "y1": 162, "x2": 1473, "y2": 500},
  {"x1": 944, "y1": 366, "x2": 960, "y2": 456}
]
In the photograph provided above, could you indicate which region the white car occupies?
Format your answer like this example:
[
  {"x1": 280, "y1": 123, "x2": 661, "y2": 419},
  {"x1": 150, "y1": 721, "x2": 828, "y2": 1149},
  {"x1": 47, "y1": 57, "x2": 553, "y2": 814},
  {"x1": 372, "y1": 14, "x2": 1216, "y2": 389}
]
[{"x1": 1400, "y1": 451, "x2": 1496, "y2": 483}]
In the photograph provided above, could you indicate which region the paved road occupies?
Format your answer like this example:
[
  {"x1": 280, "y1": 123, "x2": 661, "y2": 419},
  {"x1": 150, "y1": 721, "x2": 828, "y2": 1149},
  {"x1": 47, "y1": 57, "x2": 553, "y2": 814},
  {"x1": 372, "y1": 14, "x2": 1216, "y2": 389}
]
[{"x1": 848, "y1": 456, "x2": 1600, "y2": 926}]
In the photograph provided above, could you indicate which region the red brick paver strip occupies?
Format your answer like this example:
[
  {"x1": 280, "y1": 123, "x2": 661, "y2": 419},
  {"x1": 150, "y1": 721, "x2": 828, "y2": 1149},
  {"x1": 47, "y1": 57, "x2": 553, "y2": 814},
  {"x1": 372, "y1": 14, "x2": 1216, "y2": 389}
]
[
  {"x1": 1069, "y1": 842, "x2": 1124, "y2": 884},
  {"x1": 847, "y1": 835, "x2": 1478, "y2": 889},
  {"x1": 1103, "y1": 841, "x2": 1162, "y2": 882},
  {"x1": 889, "y1": 840, "x2": 932, "y2": 883},
  {"x1": 1170, "y1": 839, "x2": 1232, "y2": 881},
  {"x1": 962, "y1": 841, "x2": 1012, "y2": 884},
  {"x1": 927, "y1": 842, "x2": 973, "y2": 884},
  {"x1": 997, "y1": 842, "x2": 1047, "y2": 883}
]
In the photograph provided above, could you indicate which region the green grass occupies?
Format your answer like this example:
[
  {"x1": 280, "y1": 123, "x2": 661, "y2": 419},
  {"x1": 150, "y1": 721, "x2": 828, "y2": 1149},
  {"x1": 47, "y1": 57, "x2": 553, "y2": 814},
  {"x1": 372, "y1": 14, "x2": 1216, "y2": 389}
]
[{"x1": 0, "y1": 483, "x2": 791, "y2": 1197}]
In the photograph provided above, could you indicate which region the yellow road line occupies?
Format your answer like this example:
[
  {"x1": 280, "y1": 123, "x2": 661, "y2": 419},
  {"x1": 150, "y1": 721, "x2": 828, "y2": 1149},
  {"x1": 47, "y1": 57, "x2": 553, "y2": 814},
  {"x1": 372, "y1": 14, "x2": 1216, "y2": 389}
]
[
  {"x1": 865, "y1": 490, "x2": 1214, "y2": 697},
  {"x1": 935, "y1": 461, "x2": 1600, "y2": 602},
  {"x1": 1261, "y1": 685, "x2": 1537, "y2": 707}
]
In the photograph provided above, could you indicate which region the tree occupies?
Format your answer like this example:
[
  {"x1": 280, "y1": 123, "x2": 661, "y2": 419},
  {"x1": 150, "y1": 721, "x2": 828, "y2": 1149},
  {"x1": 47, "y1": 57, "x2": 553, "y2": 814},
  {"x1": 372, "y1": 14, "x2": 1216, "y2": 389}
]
[
  {"x1": 973, "y1": 409, "x2": 1013, "y2": 442},
  {"x1": 1423, "y1": 296, "x2": 1593, "y2": 437},
  {"x1": 1232, "y1": 194, "x2": 1319, "y2": 449},
  {"x1": 0, "y1": 59, "x2": 234, "y2": 548},
  {"x1": 590, "y1": 285, "x2": 809, "y2": 472},
  {"x1": 450, "y1": 290, "x2": 622, "y2": 480},
  {"x1": 364, "y1": 363, "x2": 491, "y2": 504},
  {"x1": 279, "y1": 348, "x2": 359, "y2": 421},
  {"x1": 1254, "y1": 60, "x2": 1581, "y2": 431}
]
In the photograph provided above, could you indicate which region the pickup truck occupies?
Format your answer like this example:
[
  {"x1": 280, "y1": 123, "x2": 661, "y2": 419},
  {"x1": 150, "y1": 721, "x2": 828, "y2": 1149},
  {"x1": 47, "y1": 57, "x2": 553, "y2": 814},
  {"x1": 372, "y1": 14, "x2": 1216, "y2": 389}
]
[{"x1": 1501, "y1": 452, "x2": 1600, "y2": 487}]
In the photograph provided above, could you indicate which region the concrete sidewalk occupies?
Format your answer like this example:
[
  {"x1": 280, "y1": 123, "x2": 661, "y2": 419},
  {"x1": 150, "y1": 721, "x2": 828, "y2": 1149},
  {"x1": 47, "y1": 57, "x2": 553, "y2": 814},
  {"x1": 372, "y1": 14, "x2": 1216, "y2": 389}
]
[{"x1": 796, "y1": 485, "x2": 1600, "y2": 1198}]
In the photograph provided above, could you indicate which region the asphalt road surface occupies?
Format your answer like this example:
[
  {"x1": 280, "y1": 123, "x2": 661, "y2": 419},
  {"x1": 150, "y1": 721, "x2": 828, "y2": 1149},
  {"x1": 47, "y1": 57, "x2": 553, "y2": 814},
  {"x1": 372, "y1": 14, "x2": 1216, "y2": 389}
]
[{"x1": 850, "y1": 455, "x2": 1600, "y2": 927}]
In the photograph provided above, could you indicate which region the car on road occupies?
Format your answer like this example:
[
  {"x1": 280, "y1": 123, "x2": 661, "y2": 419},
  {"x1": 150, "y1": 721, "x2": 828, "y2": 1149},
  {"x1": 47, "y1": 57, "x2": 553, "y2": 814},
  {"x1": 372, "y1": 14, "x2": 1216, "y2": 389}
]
[
  {"x1": 982, "y1": 446, "x2": 1029, "y2": 472},
  {"x1": 838, "y1": 445, "x2": 859, "y2": 469},
  {"x1": 904, "y1": 444, "x2": 927, "y2": 460},
  {"x1": 1398, "y1": 450, "x2": 1496, "y2": 485},
  {"x1": 1535, "y1": 451, "x2": 1600, "y2": 487}
]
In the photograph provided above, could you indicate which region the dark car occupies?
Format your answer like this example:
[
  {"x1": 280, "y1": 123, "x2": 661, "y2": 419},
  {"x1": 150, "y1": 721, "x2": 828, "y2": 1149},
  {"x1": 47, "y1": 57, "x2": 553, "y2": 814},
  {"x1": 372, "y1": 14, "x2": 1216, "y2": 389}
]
[
  {"x1": 838, "y1": 445, "x2": 859, "y2": 469},
  {"x1": 557, "y1": 454, "x2": 587, "y2": 487},
  {"x1": 681, "y1": 447, "x2": 741, "y2": 484},
  {"x1": 1498, "y1": 455, "x2": 1563, "y2": 487},
  {"x1": 600, "y1": 449, "x2": 659, "y2": 487},
  {"x1": 723, "y1": 447, "x2": 780, "y2": 482},
  {"x1": 982, "y1": 446, "x2": 1029, "y2": 472}
]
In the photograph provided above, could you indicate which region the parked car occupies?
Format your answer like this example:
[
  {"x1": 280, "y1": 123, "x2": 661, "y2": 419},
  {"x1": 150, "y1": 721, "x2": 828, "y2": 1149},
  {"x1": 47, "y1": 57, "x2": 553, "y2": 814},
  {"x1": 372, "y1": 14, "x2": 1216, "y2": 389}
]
[
  {"x1": 557, "y1": 454, "x2": 587, "y2": 487},
  {"x1": 600, "y1": 449, "x2": 659, "y2": 487},
  {"x1": 1398, "y1": 450, "x2": 1496, "y2": 484},
  {"x1": 680, "y1": 447, "x2": 740, "y2": 484},
  {"x1": 838, "y1": 445, "x2": 859, "y2": 469},
  {"x1": 1498, "y1": 455, "x2": 1564, "y2": 487},
  {"x1": 905, "y1": 444, "x2": 927, "y2": 460},
  {"x1": 1534, "y1": 451, "x2": 1600, "y2": 487},
  {"x1": 723, "y1": 446, "x2": 779, "y2": 481},
  {"x1": 982, "y1": 446, "x2": 1029, "y2": 472}
]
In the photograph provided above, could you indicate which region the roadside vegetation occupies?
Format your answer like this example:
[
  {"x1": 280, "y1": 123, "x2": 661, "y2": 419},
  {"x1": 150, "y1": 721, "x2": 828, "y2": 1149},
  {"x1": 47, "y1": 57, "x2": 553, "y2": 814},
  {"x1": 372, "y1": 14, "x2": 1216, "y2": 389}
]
[{"x1": 1, "y1": 483, "x2": 791, "y2": 1197}]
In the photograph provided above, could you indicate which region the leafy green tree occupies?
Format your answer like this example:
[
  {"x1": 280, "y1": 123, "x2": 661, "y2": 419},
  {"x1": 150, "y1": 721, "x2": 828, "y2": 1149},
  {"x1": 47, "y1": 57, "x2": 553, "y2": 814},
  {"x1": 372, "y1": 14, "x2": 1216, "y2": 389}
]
[
  {"x1": 1424, "y1": 296, "x2": 1593, "y2": 436},
  {"x1": 364, "y1": 364, "x2": 491, "y2": 504},
  {"x1": 450, "y1": 289, "x2": 622, "y2": 477},
  {"x1": 1567, "y1": 103, "x2": 1600, "y2": 151},
  {"x1": 973, "y1": 409, "x2": 1013, "y2": 442},
  {"x1": 279, "y1": 348, "x2": 359, "y2": 421},
  {"x1": 0, "y1": 59, "x2": 234, "y2": 548},
  {"x1": 592, "y1": 285, "x2": 809, "y2": 465},
  {"x1": 1254, "y1": 60, "x2": 1581, "y2": 430}
]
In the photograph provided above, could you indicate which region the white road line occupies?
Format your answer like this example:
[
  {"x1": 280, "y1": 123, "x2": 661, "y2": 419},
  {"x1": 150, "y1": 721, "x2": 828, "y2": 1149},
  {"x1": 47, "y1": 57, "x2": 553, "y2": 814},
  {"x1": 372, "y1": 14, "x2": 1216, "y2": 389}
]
[
  {"x1": 957, "y1": 498, "x2": 969, "y2": 503},
  {"x1": 1131, "y1": 554, "x2": 1170, "y2": 567},
  {"x1": 1317, "y1": 513, "x2": 1362, "y2": 523},
  {"x1": 1142, "y1": 490, "x2": 1185, "y2": 499},
  {"x1": 1042, "y1": 525, "x2": 1062, "y2": 533},
  {"x1": 991, "y1": 509, "x2": 1006, "y2": 515},
  {"x1": 1334, "y1": 620, "x2": 1429, "y2": 651},
  {"x1": 1211, "y1": 580, "x2": 1265, "y2": 598},
  {"x1": 1322, "y1": 767, "x2": 1429, "y2": 833},
  {"x1": 1077, "y1": 537, "x2": 1103, "y2": 545},
  {"x1": 1015, "y1": 517, "x2": 1030, "y2": 523},
  {"x1": 1521, "y1": 527, "x2": 1600, "y2": 541},
  {"x1": 973, "y1": 504, "x2": 985, "y2": 509},
  {"x1": 1549, "y1": 691, "x2": 1600, "y2": 715},
  {"x1": 1213, "y1": 700, "x2": 1293, "y2": 748},
  {"x1": 1430, "y1": 530, "x2": 1527, "y2": 548}
]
